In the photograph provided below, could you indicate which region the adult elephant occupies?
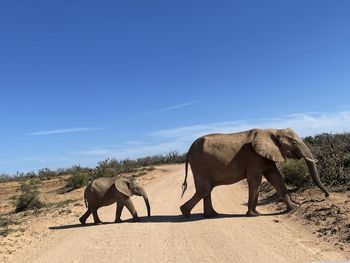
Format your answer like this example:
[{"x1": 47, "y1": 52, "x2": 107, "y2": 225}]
[
  {"x1": 79, "y1": 177, "x2": 151, "y2": 225},
  {"x1": 180, "y1": 128, "x2": 329, "y2": 218}
]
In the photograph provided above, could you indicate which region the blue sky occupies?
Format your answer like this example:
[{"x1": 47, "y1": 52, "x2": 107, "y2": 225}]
[{"x1": 1, "y1": 1, "x2": 350, "y2": 174}]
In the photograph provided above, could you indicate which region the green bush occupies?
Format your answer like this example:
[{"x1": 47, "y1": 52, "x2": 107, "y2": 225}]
[
  {"x1": 66, "y1": 172, "x2": 90, "y2": 189},
  {"x1": 136, "y1": 151, "x2": 186, "y2": 166},
  {"x1": 15, "y1": 180, "x2": 44, "y2": 213},
  {"x1": 280, "y1": 159, "x2": 309, "y2": 187},
  {"x1": 37, "y1": 168, "x2": 58, "y2": 180},
  {"x1": 0, "y1": 173, "x2": 12, "y2": 183},
  {"x1": 305, "y1": 133, "x2": 350, "y2": 186},
  {"x1": 0, "y1": 152, "x2": 186, "y2": 183},
  {"x1": 89, "y1": 152, "x2": 186, "y2": 180},
  {"x1": 279, "y1": 132, "x2": 350, "y2": 189},
  {"x1": 92, "y1": 158, "x2": 121, "y2": 178}
]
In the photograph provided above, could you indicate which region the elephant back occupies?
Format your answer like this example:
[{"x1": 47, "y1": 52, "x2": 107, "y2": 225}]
[
  {"x1": 91, "y1": 177, "x2": 116, "y2": 198},
  {"x1": 194, "y1": 131, "x2": 254, "y2": 164}
]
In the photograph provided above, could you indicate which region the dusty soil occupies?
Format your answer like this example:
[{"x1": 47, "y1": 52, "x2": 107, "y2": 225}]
[
  {"x1": 1, "y1": 164, "x2": 349, "y2": 262},
  {"x1": 259, "y1": 181, "x2": 350, "y2": 253},
  {"x1": 0, "y1": 167, "x2": 166, "y2": 262}
]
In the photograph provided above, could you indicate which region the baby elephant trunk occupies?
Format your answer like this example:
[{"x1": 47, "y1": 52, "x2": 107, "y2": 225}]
[{"x1": 140, "y1": 188, "x2": 151, "y2": 217}]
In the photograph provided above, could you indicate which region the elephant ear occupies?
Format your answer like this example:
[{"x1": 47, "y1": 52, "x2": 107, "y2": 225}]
[
  {"x1": 115, "y1": 178, "x2": 132, "y2": 197},
  {"x1": 252, "y1": 129, "x2": 285, "y2": 163}
]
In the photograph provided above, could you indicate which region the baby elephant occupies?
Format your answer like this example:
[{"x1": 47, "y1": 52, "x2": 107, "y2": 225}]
[{"x1": 79, "y1": 177, "x2": 151, "y2": 225}]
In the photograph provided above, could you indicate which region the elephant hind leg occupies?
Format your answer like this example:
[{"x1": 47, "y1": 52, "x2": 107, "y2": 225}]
[
  {"x1": 180, "y1": 172, "x2": 212, "y2": 218},
  {"x1": 92, "y1": 209, "x2": 102, "y2": 224},
  {"x1": 79, "y1": 209, "x2": 91, "y2": 225},
  {"x1": 203, "y1": 193, "x2": 219, "y2": 218},
  {"x1": 180, "y1": 191, "x2": 208, "y2": 218}
]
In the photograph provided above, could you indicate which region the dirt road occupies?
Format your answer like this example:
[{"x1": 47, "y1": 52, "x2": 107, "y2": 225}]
[{"x1": 9, "y1": 164, "x2": 347, "y2": 263}]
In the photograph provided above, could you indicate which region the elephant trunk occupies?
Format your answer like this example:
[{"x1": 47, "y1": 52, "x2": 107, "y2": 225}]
[
  {"x1": 305, "y1": 160, "x2": 329, "y2": 197},
  {"x1": 299, "y1": 142, "x2": 329, "y2": 197},
  {"x1": 140, "y1": 188, "x2": 151, "y2": 217}
]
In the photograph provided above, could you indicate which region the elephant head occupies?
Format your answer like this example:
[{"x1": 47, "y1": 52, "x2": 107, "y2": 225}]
[
  {"x1": 115, "y1": 178, "x2": 151, "y2": 216},
  {"x1": 251, "y1": 128, "x2": 329, "y2": 197}
]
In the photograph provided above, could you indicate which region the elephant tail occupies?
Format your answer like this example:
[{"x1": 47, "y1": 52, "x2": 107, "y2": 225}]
[
  {"x1": 181, "y1": 160, "x2": 189, "y2": 198},
  {"x1": 83, "y1": 188, "x2": 88, "y2": 208}
]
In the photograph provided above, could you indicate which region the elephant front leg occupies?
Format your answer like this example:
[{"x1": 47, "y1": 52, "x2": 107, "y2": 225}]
[
  {"x1": 115, "y1": 203, "x2": 124, "y2": 223},
  {"x1": 246, "y1": 172, "x2": 263, "y2": 217},
  {"x1": 124, "y1": 198, "x2": 140, "y2": 222},
  {"x1": 203, "y1": 193, "x2": 219, "y2": 218},
  {"x1": 264, "y1": 165, "x2": 299, "y2": 211}
]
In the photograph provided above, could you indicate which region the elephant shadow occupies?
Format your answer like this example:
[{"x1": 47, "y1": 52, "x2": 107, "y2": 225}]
[
  {"x1": 126, "y1": 213, "x2": 246, "y2": 223},
  {"x1": 136, "y1": 210, "x2": 288, "y2": 224},
  {"x1": 48, "y1": 211, "x2": 287, "y2": 230},
  {"x1": 255, "y1": 187, "x2": 300, "y2": 207}
]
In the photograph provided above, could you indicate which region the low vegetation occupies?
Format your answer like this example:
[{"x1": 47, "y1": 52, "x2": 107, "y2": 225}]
[
  {"x1": 0, "y1": 165, "x2": 93, "y2": 183},
  {"x1": 1, "y1": 133, "x2": 349, "y2": 191},
  {"x1": 0, "y1": 217, "x2": 19, "y2": 237},
  {"x1": 0, "y1": 226, "x2": 13, "y2": 237},
  {"x1": 14, "y1": 179, "x2": 44, "y2": 213},
  {"x1": 280, "y1": 159, "x2": 309, "y2": 187},
  {"x1": 0, "y1": 151, "x2": 186, "y2": 191},
  {"x1": 280, "y1": 133, "x2": 350, "y2": 190},
  {"x1": 66, "y1": 172, "x2": 90, "y2": 190},
  {"x1": 0, "y1": 145, "x2": 349, "y2": 254},
  {"x1": 305, "y1": 133, "x2": 350, "y2": 186}
]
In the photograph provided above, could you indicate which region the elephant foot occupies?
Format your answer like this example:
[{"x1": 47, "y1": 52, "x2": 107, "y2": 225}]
[
  {"x1": 79, "y1": 217, "x2": 86, "y2": 225},
  {"x1": 246, "y1": 210, "x2": 260, "y2": 217},
  {"x1": 252, "y1": 209, "x2": 261, "y2": 216},
  {"x1": 180, "y1": 205, "x2": 191, "y2": 218},
  {"x1": 133, "y1": 217, "x2": 140, "y2": 222},
  {"x1": 114, "y1": 219, "x2": 123, "y2": 223},
  {"x1": 203, "y1": 211, "x2": 219, "y2": 218}
]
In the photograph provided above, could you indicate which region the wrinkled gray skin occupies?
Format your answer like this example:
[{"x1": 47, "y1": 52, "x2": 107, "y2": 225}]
[
  {"x1": 180, "y1": 128, "x2": 329, "y2": 218},
  {"x1": 79, "y1": 177, "x2": 151, "y2": 225}
]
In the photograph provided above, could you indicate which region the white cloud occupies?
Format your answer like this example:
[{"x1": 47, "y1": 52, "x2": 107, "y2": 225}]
[
  {"x1": 142, "y1": 102, "x2": 195, "y2": 116},
  {"x1": 71, "y1": 111, "x2": 350, "y2": 164},
  {"x1": 27, "y1": 127, "x2": 102, "y2": 136},
  {"x1": 74, "y1": 148, "x2": 110, "y2": 156},
  {"x1": 71, "y1": 141, "x2": 185, "y2": 160},
  {"x1": 133, "y1": 111, "x2": 349, "y2": 157},
  {"x1": 150, "y1": 111, "x2": 350, "y2": 140},
  {"x1": 124, "y1": 141, "x2": 144, "y2": 145},
  {"x1": 0, "y1": 156, "x2": 40, "y2": 166},
  {"x1": 116, "y1": 141, "x2": 186, "y2": 159},
  {"x1": 9, "y1": 110, "x2": 350, "y2": 174}
]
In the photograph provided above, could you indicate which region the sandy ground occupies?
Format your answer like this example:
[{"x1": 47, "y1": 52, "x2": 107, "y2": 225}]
[{"x1": 2, "y1": 164, "x2": 348, "y2": 263}]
